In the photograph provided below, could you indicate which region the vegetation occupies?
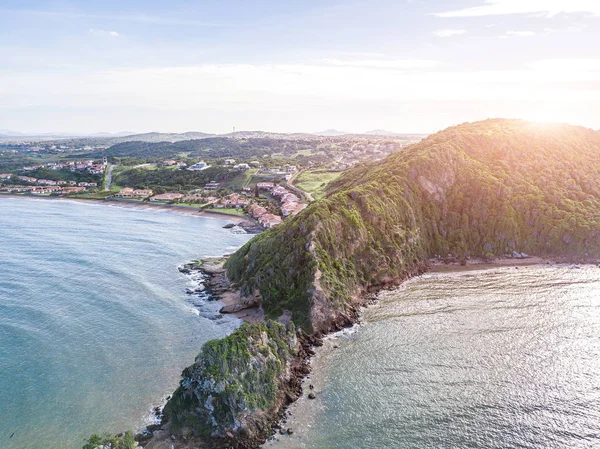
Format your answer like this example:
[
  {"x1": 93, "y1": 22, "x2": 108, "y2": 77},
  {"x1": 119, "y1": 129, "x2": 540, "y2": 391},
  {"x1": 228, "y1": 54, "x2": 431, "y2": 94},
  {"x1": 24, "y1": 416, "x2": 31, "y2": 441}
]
[
  {"x1": 114, "y1": 166, "x2": 231, "y2": 192},
  {"x1": 293, "y1": 169, "x2": 342, "y2": 200},
  {"x1": 226, "y1": 119, "x2": 600, "y2": 332},
  {"x1": 163, "y1": 321, "x2": 296, "y2": 437},
  {"x1": 82, "y1": 431, "x2": 135, "y2": 449},
  {"x1": 14, "y1": 168, "x2": 100, "y2": 183}
]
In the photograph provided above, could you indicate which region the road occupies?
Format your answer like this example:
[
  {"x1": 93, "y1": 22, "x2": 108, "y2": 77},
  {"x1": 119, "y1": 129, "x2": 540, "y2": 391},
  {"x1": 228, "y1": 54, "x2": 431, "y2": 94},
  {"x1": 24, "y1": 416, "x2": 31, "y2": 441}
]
[{"x1": 104, "y1": 165, "x2": 114, "y2": 191}]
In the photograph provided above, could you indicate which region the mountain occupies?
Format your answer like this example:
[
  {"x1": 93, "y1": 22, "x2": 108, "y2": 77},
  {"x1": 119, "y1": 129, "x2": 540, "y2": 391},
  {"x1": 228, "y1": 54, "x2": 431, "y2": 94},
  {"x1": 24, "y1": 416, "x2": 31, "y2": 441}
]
[
  {"x1": 312, "y1": 129, "x2": 350, "y2": 136},
  {"x1": 95, "y1": 119, "x2": 600, "y2": 448},
  {"x1": 363, "y1": 129, "x2": 402, "y2": 136}
]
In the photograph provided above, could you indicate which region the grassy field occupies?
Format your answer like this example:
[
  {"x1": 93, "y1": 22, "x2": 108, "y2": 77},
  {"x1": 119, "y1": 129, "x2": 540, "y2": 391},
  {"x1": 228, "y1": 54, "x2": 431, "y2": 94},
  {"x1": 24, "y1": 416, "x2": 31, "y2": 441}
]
[
  {"x1": 293, "y1": 170, "x2": 342, "y2": 200},
  {"x1": 207, "y1": 207, "x2": 247, "y2": 217}
]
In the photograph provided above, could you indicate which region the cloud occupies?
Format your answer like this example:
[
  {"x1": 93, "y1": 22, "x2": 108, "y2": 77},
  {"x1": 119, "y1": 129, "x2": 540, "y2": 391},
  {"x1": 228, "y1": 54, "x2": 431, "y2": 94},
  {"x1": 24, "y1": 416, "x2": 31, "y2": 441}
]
[
  {"x1": 505, "y1": 30, "x2": 536, "y2": 37},
  {"x1": 2, "y1": 59, "x2": 600, "y2": 132},
  {"x1": 89, "y1": 28, "x2": 119, "y2": 38},
  {"x1": 1, "y1": 8, "x2": 223, "y2": 27},
  {"x1": 433, "y1": 29, "x2": 468, "y2": 37},
  {"x1": 319, "y1": 59, "x2": 441, "y2": 69},
  {"x1": 433, "y1": 0, "x2": 600, "y2": 17}
]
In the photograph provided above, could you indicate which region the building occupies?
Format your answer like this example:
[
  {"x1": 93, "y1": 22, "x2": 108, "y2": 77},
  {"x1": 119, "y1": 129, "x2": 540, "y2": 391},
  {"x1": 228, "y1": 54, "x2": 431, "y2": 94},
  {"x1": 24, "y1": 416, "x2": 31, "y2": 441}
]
[
  {"x1": 188, "y1": 161, "x2": 210, "y2": 171},
  {"x1": 115, "y1": 188, "x2": 153, "y2": 198},
  {"x1": 256, "y1": 182, "x2": 275, "y2": 190}
]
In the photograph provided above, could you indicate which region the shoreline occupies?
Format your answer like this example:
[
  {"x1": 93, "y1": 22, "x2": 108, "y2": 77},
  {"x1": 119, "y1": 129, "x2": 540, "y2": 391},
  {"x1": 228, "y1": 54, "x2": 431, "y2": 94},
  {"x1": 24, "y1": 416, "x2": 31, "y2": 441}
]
[
  {"x1": 0, "y1": 193, "x2": 257, "y2": 225},
  {"x1": 150, "y1": 253, "x2": 599, "y2": 448}
]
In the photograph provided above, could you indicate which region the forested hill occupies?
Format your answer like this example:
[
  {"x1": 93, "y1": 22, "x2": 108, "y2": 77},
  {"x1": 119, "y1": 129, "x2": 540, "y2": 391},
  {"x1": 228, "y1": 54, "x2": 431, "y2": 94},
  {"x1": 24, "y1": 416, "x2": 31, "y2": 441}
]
[{"x1": 226, "y1": 119, "x2": 600, "y2": 332}]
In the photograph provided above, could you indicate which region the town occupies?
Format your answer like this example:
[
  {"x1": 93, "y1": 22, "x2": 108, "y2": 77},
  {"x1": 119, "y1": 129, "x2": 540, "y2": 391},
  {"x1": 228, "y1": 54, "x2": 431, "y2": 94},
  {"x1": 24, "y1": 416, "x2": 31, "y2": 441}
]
[{"x1": 0, "y1": 132, "x2": 424, "y2": 228}]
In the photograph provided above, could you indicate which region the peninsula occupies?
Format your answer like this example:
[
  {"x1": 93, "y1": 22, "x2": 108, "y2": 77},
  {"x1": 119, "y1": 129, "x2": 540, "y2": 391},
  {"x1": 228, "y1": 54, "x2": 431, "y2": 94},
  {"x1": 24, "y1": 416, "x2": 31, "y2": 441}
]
[{"x1": 89, "y1": 119, "x2": 600, "y2": 449}]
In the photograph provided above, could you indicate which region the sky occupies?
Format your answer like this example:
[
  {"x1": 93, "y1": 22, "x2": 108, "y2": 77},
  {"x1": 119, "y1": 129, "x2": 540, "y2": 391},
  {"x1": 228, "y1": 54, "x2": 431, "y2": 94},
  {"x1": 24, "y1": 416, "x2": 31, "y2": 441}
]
[{"x1": 0, "y1": 0, "x2": 599, "y2": 134}]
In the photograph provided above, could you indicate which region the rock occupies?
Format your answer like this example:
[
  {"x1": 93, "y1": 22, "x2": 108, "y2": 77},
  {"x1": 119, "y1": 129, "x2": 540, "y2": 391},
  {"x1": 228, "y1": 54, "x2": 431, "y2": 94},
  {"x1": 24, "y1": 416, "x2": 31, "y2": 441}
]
[
  {"x1": 520, "y1": 252, "x2": 528, "y2": 258},
  {"x1": 287, "y1": 428, "x2": 294, "y2": 435},
  {"x1": 222, "y1": 223, "x2": 236, "y2": 229},
  {"x1": 134, "y1": 430, "x2": 153, "y2": 443},
  {"x1": 308, "y1": 384, "x2": 314, "y2": 390},
  {"x1": 308, "y1": 392, "x2": 316, "y2": 399},
  {"x1": 511, "y1": 251, "x2": 520, "y2": 258}
]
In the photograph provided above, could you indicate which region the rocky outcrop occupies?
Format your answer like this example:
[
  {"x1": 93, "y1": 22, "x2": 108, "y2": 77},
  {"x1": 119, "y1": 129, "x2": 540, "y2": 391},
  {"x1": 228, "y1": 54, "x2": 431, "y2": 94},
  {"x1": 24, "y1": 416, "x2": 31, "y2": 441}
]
[{"x1": 159, "y1": 321, "x2": 316, "y2": 449}]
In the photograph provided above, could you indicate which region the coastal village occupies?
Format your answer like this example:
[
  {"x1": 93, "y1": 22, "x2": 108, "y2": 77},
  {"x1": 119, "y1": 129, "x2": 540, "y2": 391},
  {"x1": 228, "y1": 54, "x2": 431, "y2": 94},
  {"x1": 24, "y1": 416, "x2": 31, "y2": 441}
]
[
  {"x1": 0, "y1": 154, "x2": 310, "y2": 229},
  {"x1": 111, "y1": 163, "x2": 306, "y2": 228},
  {"x1": 0, "y1": 158, "x2": 105, "y2": 195}
]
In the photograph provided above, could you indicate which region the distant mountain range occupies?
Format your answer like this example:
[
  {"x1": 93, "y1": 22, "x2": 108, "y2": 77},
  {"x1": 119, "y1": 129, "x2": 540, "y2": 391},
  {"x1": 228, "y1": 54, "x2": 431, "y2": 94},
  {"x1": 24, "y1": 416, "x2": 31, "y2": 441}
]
[{"x1": 0, "y1": 129, "x2": 427, "y2": 144}]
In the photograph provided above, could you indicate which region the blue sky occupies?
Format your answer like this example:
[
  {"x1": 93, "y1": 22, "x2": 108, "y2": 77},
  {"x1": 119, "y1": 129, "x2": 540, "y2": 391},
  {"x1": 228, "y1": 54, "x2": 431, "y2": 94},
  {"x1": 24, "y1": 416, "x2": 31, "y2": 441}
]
[{"x1": 1, "y1": 0, "x2": 599, "y2": 133}]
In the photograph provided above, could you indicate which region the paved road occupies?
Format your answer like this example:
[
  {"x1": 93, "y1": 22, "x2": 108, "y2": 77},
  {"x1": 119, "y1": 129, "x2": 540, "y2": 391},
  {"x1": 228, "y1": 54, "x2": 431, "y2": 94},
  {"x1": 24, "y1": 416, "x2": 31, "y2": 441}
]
[{"x1": 104, "y1": 164, "x2": 114, "y2": 191}]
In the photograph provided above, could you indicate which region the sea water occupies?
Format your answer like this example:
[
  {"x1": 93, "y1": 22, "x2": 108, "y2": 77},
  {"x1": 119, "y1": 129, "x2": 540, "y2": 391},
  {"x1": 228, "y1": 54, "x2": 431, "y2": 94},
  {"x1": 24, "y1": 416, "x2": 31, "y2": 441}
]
[
  {"x1": 267, "y1": 265, "x2": 600, "y2": 449},
  {"x1": 0, "y1": 197, "x2": 252, "y2": 449}
]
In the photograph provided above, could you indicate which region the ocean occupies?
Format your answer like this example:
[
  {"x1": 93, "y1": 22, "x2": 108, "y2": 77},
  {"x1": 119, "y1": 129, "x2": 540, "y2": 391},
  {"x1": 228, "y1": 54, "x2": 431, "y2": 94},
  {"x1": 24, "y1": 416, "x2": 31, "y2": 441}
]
[
  {"x1": 0, "y1": 197, "x2": 252, "y2": 449},
  {"x1": 266, "y1": 265, "x2": 600, "y2": 449}
]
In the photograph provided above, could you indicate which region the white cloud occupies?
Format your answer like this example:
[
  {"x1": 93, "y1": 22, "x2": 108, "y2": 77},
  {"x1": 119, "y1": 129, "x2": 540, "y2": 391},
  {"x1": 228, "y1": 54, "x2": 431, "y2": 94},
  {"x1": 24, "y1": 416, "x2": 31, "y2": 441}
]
[
  {"x1": 433, "y1": 29, "x2": 468, "y2": 37},
  {"x1": 89, "y1": 28, "x2": 119, "y2": 38},
  {"x1": 506, "y1": 30, "x2": 536, "y2": 36},
  {"x1": 1, "y1": 59, "x2": 599, "y2": 132},
  {"x1": 319, "y1": 59, "x2": 441, "y2": 69},
  {"x1": 433, "y1": 0, "x2": 600, "y2": 17}
]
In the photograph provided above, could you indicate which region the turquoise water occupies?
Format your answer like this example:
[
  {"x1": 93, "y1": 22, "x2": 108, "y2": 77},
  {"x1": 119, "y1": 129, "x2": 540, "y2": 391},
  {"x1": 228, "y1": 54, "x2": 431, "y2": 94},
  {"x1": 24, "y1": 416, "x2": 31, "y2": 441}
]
[
  {"x1": 269, "y1": 265, "x2": 600, "y2": 449},
  {"x1": 0, "y1": 197, "x2": 252, "y2": 449}
]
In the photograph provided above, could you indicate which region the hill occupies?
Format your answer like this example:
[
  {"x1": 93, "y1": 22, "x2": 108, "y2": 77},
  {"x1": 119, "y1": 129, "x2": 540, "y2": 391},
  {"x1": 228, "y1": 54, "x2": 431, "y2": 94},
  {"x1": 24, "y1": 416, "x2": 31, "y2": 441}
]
[
  {"x1": 226, "y1": 119, "x2": 600, "y2": 332},
  {"x1": 131, "y1": 119, "x2": 600, "y2": 448}
]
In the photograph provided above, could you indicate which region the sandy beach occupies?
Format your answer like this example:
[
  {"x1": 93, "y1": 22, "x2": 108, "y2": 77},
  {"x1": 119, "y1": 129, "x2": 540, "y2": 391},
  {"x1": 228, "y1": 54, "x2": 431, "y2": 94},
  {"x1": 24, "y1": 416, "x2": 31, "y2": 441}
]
[{"x1": 0, "y1": 194, "x2": 253, "y2": 224}]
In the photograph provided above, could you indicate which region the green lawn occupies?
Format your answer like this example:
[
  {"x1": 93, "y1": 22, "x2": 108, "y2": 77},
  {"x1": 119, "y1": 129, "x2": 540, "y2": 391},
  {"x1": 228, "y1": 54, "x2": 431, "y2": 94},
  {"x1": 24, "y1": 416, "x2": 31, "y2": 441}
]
[
  {"x1": 293, "y1": 170, "x2": 342, "y2": 200},
  {"x1": 207, "y1": 207, "x2": 247, "y2": 217}
]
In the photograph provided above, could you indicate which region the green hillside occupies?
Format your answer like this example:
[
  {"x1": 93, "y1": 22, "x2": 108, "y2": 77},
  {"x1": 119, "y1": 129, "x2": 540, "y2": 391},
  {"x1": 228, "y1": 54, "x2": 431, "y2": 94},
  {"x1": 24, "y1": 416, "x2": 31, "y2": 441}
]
[{"x1": 226, "y1": 119, "x2": 600, "y2": 332}]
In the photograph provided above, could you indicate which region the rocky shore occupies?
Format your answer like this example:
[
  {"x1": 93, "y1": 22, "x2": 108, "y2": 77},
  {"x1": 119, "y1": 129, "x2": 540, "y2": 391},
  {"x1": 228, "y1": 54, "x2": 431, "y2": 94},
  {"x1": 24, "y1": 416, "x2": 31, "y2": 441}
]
[
  {"x1": 135, "y1": 252, "x2": 432, "y2": 449},
  {"x1": 135, "y1": 250, "x2": 600, "y2": 449}
]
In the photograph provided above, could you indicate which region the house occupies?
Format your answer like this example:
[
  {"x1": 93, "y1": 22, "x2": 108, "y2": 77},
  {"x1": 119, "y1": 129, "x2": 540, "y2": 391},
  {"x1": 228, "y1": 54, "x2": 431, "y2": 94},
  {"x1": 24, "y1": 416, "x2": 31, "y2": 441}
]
[
  {"x1": 221, "y1": 193, "x2": 250, "y2": 208},
  {"x1": 0, "y1": 174, "x2": 12, "y2": 180},
  {"x1": 224, "y1": 159, "x2": 236, "y2": 165},
  {"x1": 256, "y1": 182, "x2": 275, "y2": 191},
  {"x1": 188, "y1": 161, "x2": 210, "y2": 171},
  {"x1": 233, "y1": 163, "x2": 250, "y2": 171},
  {"x1": 116, "y1": 187, "x2": 135, "y2": 198},
  {"x1": 18, "y1": 176, "x2": 38, "y2": 183},
  {"x1": 162, "y1": 160, "x2": 178, "y2": 166},
  {"x1": 133, "y1": 189, "x2": 153, "y2": 198},
  {"x1": 150, "y1": 193, "x2": 185, "y2": 202},
  {"x1": 115, "y1": 187, "x2": 152, "y2": 198},
  {"x1": 259, "y1": 214, "x2": 282, "y2": 228}
]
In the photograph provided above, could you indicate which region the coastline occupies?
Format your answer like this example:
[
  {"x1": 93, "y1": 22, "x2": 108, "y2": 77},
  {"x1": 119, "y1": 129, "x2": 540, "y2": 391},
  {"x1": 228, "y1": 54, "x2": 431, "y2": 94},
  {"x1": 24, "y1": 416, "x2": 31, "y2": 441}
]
[
  {"x1": 147, "y1": 253, "x2": 599, "y2": 448},
  {"x1": 0, "y1": 194, "x2": 256, "y2": 225}
]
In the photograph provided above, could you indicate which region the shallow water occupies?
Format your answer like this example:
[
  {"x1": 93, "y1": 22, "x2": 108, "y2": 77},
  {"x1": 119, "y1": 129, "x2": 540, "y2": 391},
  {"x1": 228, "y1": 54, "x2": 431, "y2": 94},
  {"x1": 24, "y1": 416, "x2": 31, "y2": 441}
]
[
  {"x1": 268, "y1": 265, "x2": 600, "y2": 449},
  {"x1": 0, "y1": 197, "x2": 252, "y2": 449}
]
